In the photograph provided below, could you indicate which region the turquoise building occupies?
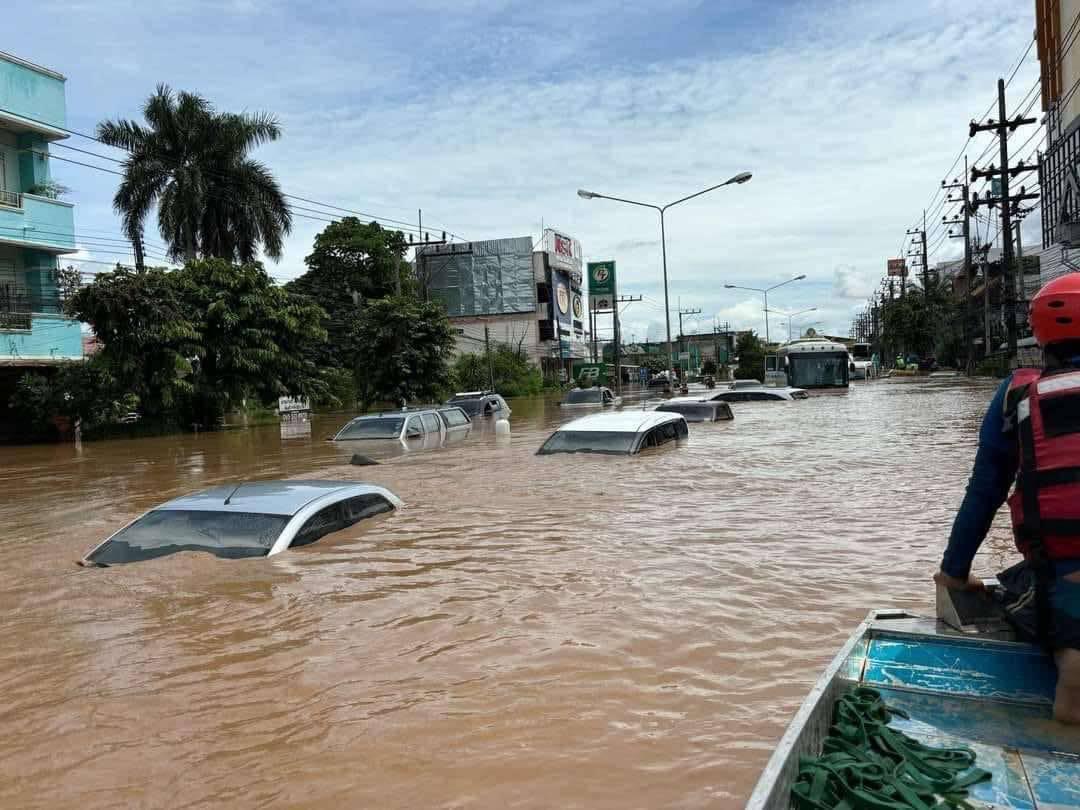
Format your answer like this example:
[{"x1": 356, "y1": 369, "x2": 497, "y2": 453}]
[{"x1": 0, "y1": 50, "x2": 82, "y2": 367}]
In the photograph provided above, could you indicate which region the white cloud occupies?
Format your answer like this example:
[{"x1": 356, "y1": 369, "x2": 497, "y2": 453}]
[{"x1": 15, "y1": 0, "x2": 1040, "y2": 339}]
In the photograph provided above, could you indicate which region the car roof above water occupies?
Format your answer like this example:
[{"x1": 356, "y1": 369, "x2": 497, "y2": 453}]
[
  {"x1": 156, "y1": 480, "x2": 385, "y2": 516},
  {"x1": 555, "y1": 411, "x2": 684, "y2": 434}
]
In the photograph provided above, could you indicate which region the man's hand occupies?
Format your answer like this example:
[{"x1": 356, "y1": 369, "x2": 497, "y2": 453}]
[{"x1": 933, "y1": 570, "x2": 987, "y2": 591}]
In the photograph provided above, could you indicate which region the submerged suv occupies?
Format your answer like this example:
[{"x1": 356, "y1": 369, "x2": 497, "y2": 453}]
[
  {"x1": 446, "y1": 391, "x2": 511, "y2": 417},
  {"x1": 332, "y1": 406, "x2": 472, "y2": 446}
]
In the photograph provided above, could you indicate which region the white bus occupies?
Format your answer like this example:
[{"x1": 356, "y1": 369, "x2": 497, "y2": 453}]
[{"x1": 765, "y1": 337, "x2": 850, "y2": 391}]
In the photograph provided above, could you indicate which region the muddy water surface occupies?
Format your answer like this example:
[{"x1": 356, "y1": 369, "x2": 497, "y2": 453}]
[{"x1": 0, "y1": 378, "x2": 1012, "y2": 808}]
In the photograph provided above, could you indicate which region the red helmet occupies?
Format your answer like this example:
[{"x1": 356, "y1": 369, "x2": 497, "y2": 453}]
[{"x1": 1030, "y1": 273, "x2": 1080, "y2": 347}]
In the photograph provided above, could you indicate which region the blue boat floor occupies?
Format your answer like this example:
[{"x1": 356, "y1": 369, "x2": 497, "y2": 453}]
[{"x1": 875, "y1": 686, "x2": 1080, "y2": 809}]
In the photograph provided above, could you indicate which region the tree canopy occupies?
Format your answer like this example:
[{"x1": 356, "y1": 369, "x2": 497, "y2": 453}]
[
  {"x1": 97, "y1": 84, "x2": 291, "y2": 264},
  {"x1": 733, "y1": 332, "x2": 765, "y2": 380}
]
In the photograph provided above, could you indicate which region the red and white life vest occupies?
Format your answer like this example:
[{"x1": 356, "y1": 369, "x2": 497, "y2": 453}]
[{"x1": 1005, "y1": 367, "x2": 1080, "y2": 560}]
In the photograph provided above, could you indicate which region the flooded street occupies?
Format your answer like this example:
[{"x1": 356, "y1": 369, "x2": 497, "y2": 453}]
[{"x1": 0, "y1": 378, "x2": 1014, "y2": 809}]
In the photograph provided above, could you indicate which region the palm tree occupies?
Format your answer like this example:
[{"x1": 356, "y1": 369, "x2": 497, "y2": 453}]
[{"x1": 98, "y1": 85, "x2": 292, "y2": 264}]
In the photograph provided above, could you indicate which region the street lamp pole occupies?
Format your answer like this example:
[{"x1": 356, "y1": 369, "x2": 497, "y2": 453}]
[
  {"x1": 764, "y1": 306, "x2": 817, "y2": 341},
  {"x1": 724, "y1": 275, "x2": 807, "y2": 345},
  {"x1": 578, "y1": 171, "x2": 751, "y2": 385}
]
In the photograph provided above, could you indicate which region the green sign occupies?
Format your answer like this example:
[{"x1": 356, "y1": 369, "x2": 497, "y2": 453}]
[{"x1": 588, "y1": 261, "x2": 616, "y2": 297}]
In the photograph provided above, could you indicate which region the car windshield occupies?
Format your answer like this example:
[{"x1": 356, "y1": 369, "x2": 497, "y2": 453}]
[
  {"x1": 87, "y1": 510, "x2": 290, "y2": 565},
  {"x1": 564, "y1": 389, "x2": 601, "y2": 404},
  {"x1": 657, "y1": 403, "x2": 713, "y2": 421},
  {"x1": 538, "y1": 430, "x2": 638, "y2": 455},
  {"x1": 335, "y1": 417, "x2": 404, "y2": 439}
]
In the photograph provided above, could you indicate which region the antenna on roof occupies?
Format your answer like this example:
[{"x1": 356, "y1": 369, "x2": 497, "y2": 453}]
[{"x1": 223, "y1": 482, "x2": 243, "y2": 505}]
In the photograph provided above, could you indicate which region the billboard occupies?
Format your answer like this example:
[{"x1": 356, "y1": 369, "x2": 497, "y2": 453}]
[
  {"x1": 550, "y1": 268, "x2": 573, "y2": 335},
  {"x1": 886, "y1": 258, "x2": 907, "y2": 277},
  {"x1": 418, "y1": 237, "x2": 536, "y2": 316},
  {"x1": 588, "y1": 261, "x2": 616, "y2": 296},
  {"x1": 542, "y1": 229, "x2": 583, "y2": 285}
]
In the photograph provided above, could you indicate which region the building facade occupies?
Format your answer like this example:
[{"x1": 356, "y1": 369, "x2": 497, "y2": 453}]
[
  {"x1": 1036, "y1": 1, "x2": 1080, "y2": 286},
  {"x1": 416, "y1": 229, "x2": 589, "y2": 382},
  {"x1": 0, "y1": 50, "x2": 82, "y2": 367}
]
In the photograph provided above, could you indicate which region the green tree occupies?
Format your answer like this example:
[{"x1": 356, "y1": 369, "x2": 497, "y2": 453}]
[
  {"x1": 347, "y1": 296, "x2": 456, "y2": 408},
  {"x1": 733, "y1": 332, "x2": 765, "y2": 380},
  {"x1": 97, "y1": 84, "x2": 291, "y2": 263},
  {"x1": 701, "y1": 358, "x2": 718, "y2": 376},
  {"x1": 173, "y1": 259, "x2": 328, "y2": 423},
  {"x1": 452, "y1": 343, "x2": 543, "y2": 397},
  {"x1": 69, "y1": 266, "x2": 200, "y2": 418},
  {"x1": 9, "y1": 358, "x2": 135, "y2": 436},
  {"x1": 641, "y1": 354, "x2": 668, "y2": 375}
]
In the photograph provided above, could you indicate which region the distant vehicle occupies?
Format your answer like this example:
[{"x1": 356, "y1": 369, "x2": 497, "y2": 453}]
[
  {"x1": 79, "y1": 480, "x2": 402, "y2": 566},
  {"x1": 646, "y1": 376, "x2": 672, "y2": 389},
  {"x1": 654, "y1": 397, "x2": 734, "y2": 422},
  {"x1": 767, "y1": 337, "x2": 851, "y2": 391},
  {"x1": 331, "y1": 406, "x2": 471, "y2": 447},
  {"x1": 446, "y1": 391, "x2": 511, "y2": 417},
  {"x1": 705, "y1": 385, "x2": 808, "y2": 402},
  {"x1": 729, "y1": 379, "x2": 764, "y2": 390},
  {"x1": 118, "y1": 412, "x2": 141, "y2": 424},
  {"x1": 560, "y1": 387, "x2": 621, "y2": 407},
  {"x1": 537, "y1": 411, "x2": 688, "y2": 456},
  {"x1": 848, "y1": 341, "x2": 879, "y2": 380}
]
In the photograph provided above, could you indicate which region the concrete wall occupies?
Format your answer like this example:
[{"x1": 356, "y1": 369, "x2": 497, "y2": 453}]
[
  {"x1": 1, "y1": 313, "x2": 82, "y2": 360},
  {"x1": 450, "y1": 313, "x2": 543, "y2": 364},
  {"x1": 0, "y1": 52, "x2": 66, "y2": 129}
]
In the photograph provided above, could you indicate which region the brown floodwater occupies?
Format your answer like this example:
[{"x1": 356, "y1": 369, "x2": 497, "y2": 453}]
[{"x1": 0, "y1": 378, "x2": 1014, "y2": 809}]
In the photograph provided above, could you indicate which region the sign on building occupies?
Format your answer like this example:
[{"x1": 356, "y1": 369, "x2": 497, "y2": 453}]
[
  {"x1": 542, "y1": 229, "x2": 583, "y2": 281},
  {"x1": 588, "y1": 261, "x2": 616, "y2": 296},
  {"x1": 886, "y1": 258, "x2": 906, "y2": 277}
]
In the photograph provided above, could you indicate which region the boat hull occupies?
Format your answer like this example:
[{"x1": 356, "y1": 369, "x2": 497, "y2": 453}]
[{"x1": 746, "y1": 609, "x2": 1080, "y2": 809}]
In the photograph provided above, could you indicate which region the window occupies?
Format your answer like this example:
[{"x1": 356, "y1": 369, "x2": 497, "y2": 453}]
[
  {"x1": 292, "y1": 504, "x2": 345, "y2": 547},
  {"x1": 765, "y1": 355, "x2": 778, "y2": 372},
  {"x1": 565, "y1": 389, "x2": 601, "y2": 404},
  {"x1": 675, "y1": 420, "x2": 689, "y2": 439},
  {"x1": 788, "y1": 353, "x2": 849, "y2": 388},
  {"x1": 537, "y1": 430, "x2": 638, "y2": 455},
  {"x1": 439, "y1": 408, "x2": 470, "y2": 428},
  {"x1": 404, "y1": 417, "x2": 424, "y2": 437},
  {"x1": 336, "y1": 417, "x2": 405, "y2": 440},
  {"x1": 343, "y1": 494, "x2": 394, "y2": 523},
  {"x1": 421, "y1": 413, "x2": 441, "y2": 433},
  {"x1": 88, "y1": 510, "x2": 289, "y2": 565}
]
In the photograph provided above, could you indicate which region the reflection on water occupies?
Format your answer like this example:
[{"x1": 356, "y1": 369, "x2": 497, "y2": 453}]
[{"x1": 0, "y1": 378, "x2": 1009, "y2": 808}]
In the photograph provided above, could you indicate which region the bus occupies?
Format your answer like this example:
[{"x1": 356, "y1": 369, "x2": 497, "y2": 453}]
[{"x1": 765, "y1": 337, "x2": 850, "y2": 391}]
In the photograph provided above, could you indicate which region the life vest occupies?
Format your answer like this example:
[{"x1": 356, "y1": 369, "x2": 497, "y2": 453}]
[{"x1": 1005, "y1": 366, "x2": 1080, "y2": 560}]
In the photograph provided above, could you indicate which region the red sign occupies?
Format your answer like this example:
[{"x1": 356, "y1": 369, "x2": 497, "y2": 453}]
[
  {"x1": 554, "y1": 234, "x2": 573, "y2": 259},
  {"x1": 887, "y1": 258, "x2": 907, "y2": 277}
]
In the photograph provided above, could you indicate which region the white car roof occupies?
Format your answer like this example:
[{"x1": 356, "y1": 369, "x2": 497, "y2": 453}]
[
  {"x1": 556, "y1": 411, "x2": 685, "y2": 434},
  {"x1": 156, "y1": 480, "x2": 398, "y2": 516}
]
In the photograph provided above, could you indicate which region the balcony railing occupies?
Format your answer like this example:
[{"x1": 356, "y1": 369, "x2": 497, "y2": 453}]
[
  {"x1": 0, "y1": 190, "x2": 21, "y2": 209},
  {"x1": 0, "y1": 288, "x2": 62, "y2": 330}
]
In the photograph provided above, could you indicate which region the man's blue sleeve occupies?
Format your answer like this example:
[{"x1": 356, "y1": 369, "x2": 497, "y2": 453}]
[{"x1": 940, "y1": 377, "x2": 1019, "y2": 579}]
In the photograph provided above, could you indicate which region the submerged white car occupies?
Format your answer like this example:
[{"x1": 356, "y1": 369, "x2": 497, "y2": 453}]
[
  {"x1": 80, "y1": 480, "x2": 402, "y2": 566},
  {"x1": 537, "y1": 411, "x2": 688, "y2": 455},
  {"x1": 654, "y1": 397, "x2": 734, "y2": 422},
  {"x1": 705, "y1": 385, "x2": 808, "y2": 402}
]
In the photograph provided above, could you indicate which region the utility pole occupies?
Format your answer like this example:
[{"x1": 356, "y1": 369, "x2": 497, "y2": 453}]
[
  {"x1": 613, "y1": 294, "x2": 642, "y2": 393},
  {"x1": 677, "y1": 306, "x2": 702, "y2": 374},
  {"x1": 484, "y1": 323, "x2": 494, "y2": 391},
  {"x1": 943, "y1": 160, "x2": 973, "y2": 372},
  {"x1": 133, "y1": 231, "x2": 145, "y2": 273},
  {"x1": 969, "y1": 78, "x2": 1038, "y2": 361},
  {"x1": 905, "y1": 217, "x2": 927, "y2": 295}
]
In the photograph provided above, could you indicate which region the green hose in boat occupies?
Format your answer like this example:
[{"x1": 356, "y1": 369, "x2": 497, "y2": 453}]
[{"x1": 790, "y1": 687, "x2": 992, "y2": 810}]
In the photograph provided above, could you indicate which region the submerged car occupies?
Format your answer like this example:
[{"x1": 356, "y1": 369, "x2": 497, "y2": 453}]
[
  {"x1": 80, "y1": 480, "x2": 402, "y2": 566},
  {"x1": 705, "y1": 385, "x2": 808, "y2": 402},
  {"x1": 559, "y1": 387, "x2": 621, "y2": 408},
  {"x1": 654, "y1": 397, "x2": 734, "y2": 422},
  {"x1": 331, "y1": 406, "x2": 472, "y2": 446},
  {"x1": 537, "y1": 411, "x2": 688, "y2": 456},
  {"x1": 446, "y1": 391, "x2": 511, "y2": 417}
]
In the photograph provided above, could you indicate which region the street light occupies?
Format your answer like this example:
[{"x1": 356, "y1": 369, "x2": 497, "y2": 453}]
[
  {"x1": 576, "y1": 171, "x2": 752, "y2": 384},
  {"x1": 723, "y1": 274, "x2": 806, "y2": 344},
  {"x1": 764, "y1": 306, "x2": 817, "y2": 341}
]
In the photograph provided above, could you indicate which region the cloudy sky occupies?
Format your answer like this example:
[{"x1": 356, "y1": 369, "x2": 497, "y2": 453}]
[{"x1": 12, "y1": 0, "x2": 1043, "y2": 342}]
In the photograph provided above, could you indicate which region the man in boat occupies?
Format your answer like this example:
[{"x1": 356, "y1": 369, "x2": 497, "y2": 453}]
[{"x1": 936, "y1": 274, "x2": 1080, "y2": 724}]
